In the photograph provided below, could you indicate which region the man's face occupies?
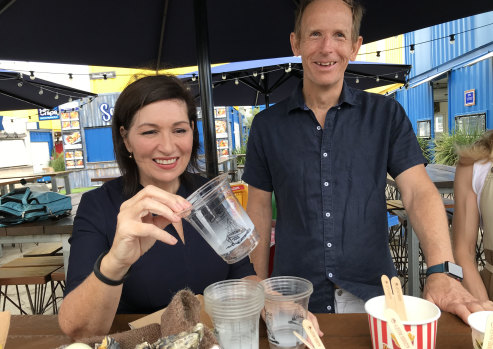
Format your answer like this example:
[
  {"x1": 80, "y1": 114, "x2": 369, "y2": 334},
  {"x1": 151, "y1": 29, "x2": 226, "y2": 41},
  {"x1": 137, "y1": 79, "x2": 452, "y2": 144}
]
[{"x1": 290, "y1": 0, "x2": 362, "y2": 93}]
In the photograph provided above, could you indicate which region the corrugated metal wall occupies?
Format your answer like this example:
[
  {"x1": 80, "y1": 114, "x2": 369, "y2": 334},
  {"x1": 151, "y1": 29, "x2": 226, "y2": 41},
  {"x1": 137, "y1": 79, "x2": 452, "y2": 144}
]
[
  {"x1": 395, "y1": 83, "x2": 435, "y2": 134},
  {"x1": 449, "y1": 59, "x2": 493, "y2": 129}
]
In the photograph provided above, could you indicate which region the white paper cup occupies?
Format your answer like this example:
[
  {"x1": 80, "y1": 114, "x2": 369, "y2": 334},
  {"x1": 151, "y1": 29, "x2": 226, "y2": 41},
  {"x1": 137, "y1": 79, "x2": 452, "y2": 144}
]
[
  {"x1": 468, "y1": 310, "x2": 493, "y2": 349},
  {"x1": 365, "y1": 295, "x2": 441, "y2": 349}
]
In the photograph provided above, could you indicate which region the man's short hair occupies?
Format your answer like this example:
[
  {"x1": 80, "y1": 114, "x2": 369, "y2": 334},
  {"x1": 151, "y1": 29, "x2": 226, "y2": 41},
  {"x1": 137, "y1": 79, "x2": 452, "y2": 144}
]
[{"x1": 293, "y1": 0, "x2": 364, "y2": 42}]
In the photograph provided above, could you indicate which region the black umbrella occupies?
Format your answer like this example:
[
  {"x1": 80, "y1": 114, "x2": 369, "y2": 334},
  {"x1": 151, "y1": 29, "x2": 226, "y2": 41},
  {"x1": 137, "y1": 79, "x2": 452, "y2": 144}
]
[
  {"x1": 0, "y1": 0, "x2": 490, "y2": 177},
  {"x1": 0, "y1": 71, "x2": 97, "y2": 111},
  {"x1": 180, "y1": 57, "x2": 411, "y2": 107}
]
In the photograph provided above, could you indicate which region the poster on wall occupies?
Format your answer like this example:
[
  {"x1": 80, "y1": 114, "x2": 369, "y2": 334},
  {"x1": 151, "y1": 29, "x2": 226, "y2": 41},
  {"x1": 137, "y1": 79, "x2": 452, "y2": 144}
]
[{"x1": 60, "y1": 108, "x2": 85, "y2": 169}]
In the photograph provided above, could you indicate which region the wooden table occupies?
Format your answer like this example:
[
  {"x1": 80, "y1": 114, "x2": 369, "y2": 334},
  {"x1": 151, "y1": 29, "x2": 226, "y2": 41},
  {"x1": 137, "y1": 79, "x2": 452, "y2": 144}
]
[
  {"x1": 0, "y1": 175, "x2": 44, "y2": 195},
  {"x1": 1, "y1": 255, "x2": 64, "y2": 268},
  {"x1": 90, "y1": 176, "x2": 117, "y2": 183},
  {"x1": 386, "y1": 163, "x2": 456, "y2": 297},
  {"x1": 0, "y1": 193, "x2": 81, "y2": 273},
  {"x1": 5, "y1": 312, "x2": 473, "y2": 348}
]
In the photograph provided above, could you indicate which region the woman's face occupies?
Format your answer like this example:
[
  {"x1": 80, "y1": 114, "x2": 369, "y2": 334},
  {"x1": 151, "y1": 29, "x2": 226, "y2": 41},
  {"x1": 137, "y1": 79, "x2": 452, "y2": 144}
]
[{"x1": 121, "y1": 99, "x2": 194, "y2": 192}]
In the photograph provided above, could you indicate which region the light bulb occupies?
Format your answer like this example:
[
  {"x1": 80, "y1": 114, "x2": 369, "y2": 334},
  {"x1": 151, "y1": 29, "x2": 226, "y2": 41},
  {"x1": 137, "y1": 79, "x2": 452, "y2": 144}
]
[
  {"x1": 30, "y1": 71, "x2": 35, "y2": 80},
  {"x1": 410, "y1": 44, "x2": 415, "y2": 54},
  {"x1": 222, "y1": 73, "x2": 226, "y2": 80},
  {"x1": 449, "y1": 34, "x2": 455, "y2": 44},
  {"x1": 376, "y1": 51, "x2": 381, "y2": 58},
  {"x1": 253, "y1": 71, "x2": 258, "y2": 77},
  {"x1": 17, "y1": 81, "x2": 23, "y2": 87},
  {"x1": 356, "y1": 78, "x2": 359, "y2": 84},
  {"x1": 68, "y1": 73, "x2": 73, "y2": 80},
  {"x1": 376, "y1": 76, "x2": 380, "y2": 82},
  {"x1": 191, "y1": 74, "x2": 196, "y2": 82},
  {"x1": 38, "y1": 88, "x2": 43, "y2": 95},
  {"x1": 285, "y1": 63, "x2": 292, "y2": 73},
  {"x1": 395, "y1": 73, "x2": 398, "y2": 79},
  {"x1": 235, "y1": 78, "x2": 239, "y2": 85},
  {"x1": 55, "y1": 93, "x2": 59, "y2": 100},
  {"x1": 69, "y1": 97, "x2": 73, "y2": 102},
  {"x1": 260, "y1": 72, "x2": 265, "y2": 80}
]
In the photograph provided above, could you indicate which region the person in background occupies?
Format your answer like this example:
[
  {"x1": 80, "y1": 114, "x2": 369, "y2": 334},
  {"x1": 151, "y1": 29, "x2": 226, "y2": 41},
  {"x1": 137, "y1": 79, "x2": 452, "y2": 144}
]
[
  {"x1": 453, "y1": 130, "x2": 493, "y2": 301},
  {"x1": 243, "y1": 0, "x2": 493, "y2": 323},
  {"x1": 58, "y1": 75, "x2": 257, "y2": 338}
]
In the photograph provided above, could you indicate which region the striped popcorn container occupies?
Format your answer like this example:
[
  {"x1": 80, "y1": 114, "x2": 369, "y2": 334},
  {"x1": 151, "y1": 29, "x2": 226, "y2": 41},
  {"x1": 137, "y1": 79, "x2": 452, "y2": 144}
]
[{"x1": 365, "y1": 295, "x2": 441, "y2": 349}]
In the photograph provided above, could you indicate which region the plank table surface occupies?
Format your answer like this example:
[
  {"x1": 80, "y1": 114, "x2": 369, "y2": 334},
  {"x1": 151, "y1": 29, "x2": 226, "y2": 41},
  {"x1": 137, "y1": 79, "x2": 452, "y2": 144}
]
[
  {"x1": 5, "y1": 312, "x2": 473, "y2": 348},
  {"x1": 23, "y1": 242, "x2": 62, "y2": 257},
  {"x1": 1, "y1": 256, "x2": 64, "y2": 268},
  {"x1": 0, "y1": 265, "x2": 60, "y2": 285}
]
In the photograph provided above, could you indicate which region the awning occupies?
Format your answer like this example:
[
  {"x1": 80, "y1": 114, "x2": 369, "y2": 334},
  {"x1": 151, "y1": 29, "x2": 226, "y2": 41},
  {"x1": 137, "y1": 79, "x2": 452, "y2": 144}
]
[
  {"x1": 463, "y1": 51, "x2": 493, "y2": 67},
  {"x1": 409, "y1": 70, "x2": 450, "y2": 89}
]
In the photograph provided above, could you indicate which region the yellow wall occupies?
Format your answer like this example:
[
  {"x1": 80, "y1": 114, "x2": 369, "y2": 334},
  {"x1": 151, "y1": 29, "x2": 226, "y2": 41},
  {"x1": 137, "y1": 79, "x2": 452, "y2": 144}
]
[{"x1": 357, "y1": 35, "x2": 404, "y2": 64}]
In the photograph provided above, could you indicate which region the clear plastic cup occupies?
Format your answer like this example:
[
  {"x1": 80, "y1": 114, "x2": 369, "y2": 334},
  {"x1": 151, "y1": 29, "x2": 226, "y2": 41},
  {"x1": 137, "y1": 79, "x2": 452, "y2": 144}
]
[
  {"x1": 260, "y1": 276, "x2": 313, "y2": 349},
  {"x1": 204, "y1": 279, "x2": 265, "y2": 349},
  {"x1": 365, "y1": 295, "x2": 441, "y2": 349},
  {"x1": 179, "y1": 174, "x2": 259, "y2": 264}
]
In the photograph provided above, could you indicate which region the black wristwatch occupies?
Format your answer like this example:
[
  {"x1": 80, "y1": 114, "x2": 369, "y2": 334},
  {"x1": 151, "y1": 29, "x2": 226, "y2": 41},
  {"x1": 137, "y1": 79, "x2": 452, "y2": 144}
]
[{"x1": 426, "y1": 261, "x2": 463, "y2": 281}]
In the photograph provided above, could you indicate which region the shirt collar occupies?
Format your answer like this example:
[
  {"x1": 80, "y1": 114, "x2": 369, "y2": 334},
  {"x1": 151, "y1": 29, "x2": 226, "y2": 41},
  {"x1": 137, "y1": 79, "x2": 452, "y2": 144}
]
[{"x1": 287, "y1": 80, "x2": 361, "y2": 112}]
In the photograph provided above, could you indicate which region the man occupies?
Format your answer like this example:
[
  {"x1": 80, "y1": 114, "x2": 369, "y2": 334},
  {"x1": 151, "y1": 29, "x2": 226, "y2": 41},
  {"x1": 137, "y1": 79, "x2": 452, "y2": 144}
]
[{"x1": 243, "y1": 0, "x2": 492, "y2": 323}]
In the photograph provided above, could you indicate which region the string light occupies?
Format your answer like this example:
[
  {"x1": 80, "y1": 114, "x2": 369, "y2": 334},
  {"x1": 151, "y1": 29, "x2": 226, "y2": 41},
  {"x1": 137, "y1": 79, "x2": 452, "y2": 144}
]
[
  {"x1": 253, "y1": 71, "x2": 258, "y2": 77},
  {"x1": 191, "y1": 74, "x2": 196, "y2": 82},
  {"x1": 30, "y1": 71, "x2": 35, "y2": 80},
  {"x1": 17, "y1": 81, "x2": 23, "y2": 87},
  {"x1": 54, "y1": 93, "x2": 59, "y2": 100},
  {"x1": 449, "y1": 34, "x2": 455, "y2": 44},
  {"x1": 376, "y1": 76, "x2": 380, "y2": 82},
  {"x1": 222, "y1": 73, "x2": 226, "y2": 80},
  {"x1": 395, "y1": 73, "x2": 398, "y2": 79},
  {"x1": 285, "y1": 63, "x2": 292, "y2": 73},
  {"x1": 410, "y1": 44, "x2": 415, "y2": 54},
  {"x1": 376, "y1": 51, "x2": 381, "y2": 58},
  {"x1": 68, "y1": 73, "x2": 73, "y2": 79},
  {"x1": 234, "y1": 78, "x2": 239, "y2": 85},
  {"x1": 38, "y1": 88, "x2": 43, "y2": 95},
  {"x1": 103, "y1": 74, "x2": 107, "y2": 80},
  {"x1": 260, "y1": 72, "x2": 265, "y2": 80},
  {"x1": 356, "y1": 78, "x2": 360, "y2": 84},
  {"x1": 69, "y1": 97, "x2": 73, "y2": 102}
]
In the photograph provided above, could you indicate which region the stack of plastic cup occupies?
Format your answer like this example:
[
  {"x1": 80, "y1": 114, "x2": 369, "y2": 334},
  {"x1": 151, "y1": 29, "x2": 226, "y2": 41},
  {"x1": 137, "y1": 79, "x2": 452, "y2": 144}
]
[
  {"x1": 260, "y1": 276, "x2": 313, "y2": 349},
  {"x1": 204, "y1": 279, "x2": 265, "y2": 349}
]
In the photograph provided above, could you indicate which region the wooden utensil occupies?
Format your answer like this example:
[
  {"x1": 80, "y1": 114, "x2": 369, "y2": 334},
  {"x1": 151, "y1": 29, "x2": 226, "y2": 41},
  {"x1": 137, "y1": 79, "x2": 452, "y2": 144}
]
[
  {"x1": 381, "y1": 275, "x2": 396, "y2": 311},
  {"x1": 302, "y1": 319, "x2": 325, "y2": 349},
  {"x1": 482, "y1": 313, "x2": 493, "y2": 349},
  {"x1": 391, "y1": 276, "x2": 408, "y2": 321},
  {"x1": 293, "y1": 330, "x2": 315, "y2": 349},
  {"x1": 384, "y1": 308, "x2": 414, "y2": 349}
]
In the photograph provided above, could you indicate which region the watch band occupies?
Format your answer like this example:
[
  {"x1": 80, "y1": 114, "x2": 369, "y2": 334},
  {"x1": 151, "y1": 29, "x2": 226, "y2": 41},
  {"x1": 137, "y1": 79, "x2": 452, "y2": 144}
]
[
  {"x1": 425, "y1": 263, "x2": 445, "y2": 277},
  {"x1": 93, "y1": 252, "x2": 131, "y2": 286},
  {"x1": 426, "y1": 261, "x2": 463, "y2": 281}
]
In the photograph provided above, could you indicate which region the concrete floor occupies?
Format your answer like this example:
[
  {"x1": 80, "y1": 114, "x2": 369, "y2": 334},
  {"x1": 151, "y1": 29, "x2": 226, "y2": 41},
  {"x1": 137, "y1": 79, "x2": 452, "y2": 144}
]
[{"x1": 0, "y1": 243, "x2": 64, "y2": 315}]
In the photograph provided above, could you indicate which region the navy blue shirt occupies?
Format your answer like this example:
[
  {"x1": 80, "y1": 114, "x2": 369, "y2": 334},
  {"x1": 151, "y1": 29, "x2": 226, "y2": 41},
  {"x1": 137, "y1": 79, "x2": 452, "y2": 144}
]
[
  {"x1": 243, "y1": 82, "x2": 425, "y2": 313},
  {"x1": 65, "y1": 173, "x2": 255, "y2": 314}
]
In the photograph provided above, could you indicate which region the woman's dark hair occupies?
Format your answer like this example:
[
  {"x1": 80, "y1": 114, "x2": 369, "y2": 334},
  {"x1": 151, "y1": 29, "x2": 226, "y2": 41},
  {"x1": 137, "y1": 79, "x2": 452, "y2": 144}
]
[{"x1": 112, "y1": 74, "x2": 201, "y2": 197}]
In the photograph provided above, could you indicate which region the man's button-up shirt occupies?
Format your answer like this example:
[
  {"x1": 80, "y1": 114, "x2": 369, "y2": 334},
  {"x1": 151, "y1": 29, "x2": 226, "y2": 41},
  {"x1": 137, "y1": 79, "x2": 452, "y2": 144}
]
[{"x1": 243, "y1": 82, "x2": 425, "y2": 313}]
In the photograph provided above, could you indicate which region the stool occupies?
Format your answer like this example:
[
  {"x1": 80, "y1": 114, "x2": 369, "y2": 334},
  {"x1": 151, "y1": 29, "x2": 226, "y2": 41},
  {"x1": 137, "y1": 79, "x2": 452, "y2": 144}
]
[
  {"x1": 0, "y1": 266, "x2": 61, "y2": 315},
  {"x1": 50, "y1": 267, "x2": 66, "y2": 313}
]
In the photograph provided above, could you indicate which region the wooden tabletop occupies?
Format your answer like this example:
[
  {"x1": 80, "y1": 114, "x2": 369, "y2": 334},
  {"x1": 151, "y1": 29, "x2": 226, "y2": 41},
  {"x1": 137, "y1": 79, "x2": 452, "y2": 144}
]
[
  {"x1": 1, "y1": 255, "x2": 64, "y2": 268},
  {"x1": 387, "y1": 164, "x2": 456, "y2": 190},
  {"x1": 0, "y1": 265, "x2": 61, "y2": 285},
  {"x1": 23, "y1": 242, "x2": 62, "y2": 257},
  {"x1": 5, "y1": 312, "x2": 473, "y2": 348}
]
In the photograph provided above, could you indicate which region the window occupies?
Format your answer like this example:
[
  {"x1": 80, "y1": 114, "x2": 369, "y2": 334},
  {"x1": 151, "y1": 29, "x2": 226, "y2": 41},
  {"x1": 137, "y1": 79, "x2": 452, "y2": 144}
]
[
  {"x1": 85, "y1": 127, "x2": 115, "y2": 162},
  {"x1": 455, "y1": 113, "x2": 486, "y2": 134},
  {"x1": 417, "y1": 120, "x2": 431, "y2": 139}
]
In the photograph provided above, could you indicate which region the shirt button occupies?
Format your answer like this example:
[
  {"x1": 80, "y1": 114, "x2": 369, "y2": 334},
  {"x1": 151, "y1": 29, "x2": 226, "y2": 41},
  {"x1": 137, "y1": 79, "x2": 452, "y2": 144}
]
[
  {"x1": 327, "y1": 305, "x2": 332, "y2": 311},
  {"x1": 317, "y1": 126, "x2": 321, "y2": 130},
  {"x1": 324, "y1": 182, "x2": 329, "y2": 187},
  {"x1": 325, "y1": 212, "x2": 331, "y2": 218},
  {"x1": 327, "y1": 242, "x2": 332, "y2": 248},
  {"x1": 337, "y1": 107, "x2": 341, "y2": 110},
  {"x1": 328, "y1": 273, "x2": 333, "y2": 278},
  {"x1": 323, "y1": 152, "x2": 328, "y2": 157}
]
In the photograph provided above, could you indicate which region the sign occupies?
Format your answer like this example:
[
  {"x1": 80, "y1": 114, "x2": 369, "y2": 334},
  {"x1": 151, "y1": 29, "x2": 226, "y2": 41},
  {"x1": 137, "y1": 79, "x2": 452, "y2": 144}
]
[
  {"x1": 99, "y1": 103, "x2": 114, "y2": 122},
  {"x1": 38, "y1": 107, "x2": 59, "y2": 120},
  {"x1": 60, "y1": 108, "x2": 85, "y2": 168},
  {"x1": 465, "y1": 89, "x2": 475, "y2": 106},
  {"x1": 89, "y1": 71, "x2": 116, "y2": 80}
]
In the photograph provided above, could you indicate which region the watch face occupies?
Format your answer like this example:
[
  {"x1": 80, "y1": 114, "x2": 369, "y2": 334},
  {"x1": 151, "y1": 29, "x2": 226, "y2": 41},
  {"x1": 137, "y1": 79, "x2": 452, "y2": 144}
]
[{"x1": 445, "y1": 262, "x2": 464, "y2": 279}]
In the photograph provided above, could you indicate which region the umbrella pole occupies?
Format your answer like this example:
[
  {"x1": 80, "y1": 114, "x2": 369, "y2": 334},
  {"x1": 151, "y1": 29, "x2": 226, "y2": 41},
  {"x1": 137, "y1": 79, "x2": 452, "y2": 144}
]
[{"x1": 194, "y1": 0, "x2": 218, "y2": 179}]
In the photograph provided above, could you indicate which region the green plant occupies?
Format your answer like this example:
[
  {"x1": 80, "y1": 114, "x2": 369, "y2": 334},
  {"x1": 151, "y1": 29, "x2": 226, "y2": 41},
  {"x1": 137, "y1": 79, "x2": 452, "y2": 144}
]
[
  {"x1": 417, "y1": 137, "x2": 434, "y2": 164},
  {"x1": 433, "y1": 129, "x2": 483, "y2": 166},
  {"x1": 49, "y1": 150, "x2": 65, "y2": 172},
  {"x1": 232, "y1": 144, "x2": 248, "y2": 165}
]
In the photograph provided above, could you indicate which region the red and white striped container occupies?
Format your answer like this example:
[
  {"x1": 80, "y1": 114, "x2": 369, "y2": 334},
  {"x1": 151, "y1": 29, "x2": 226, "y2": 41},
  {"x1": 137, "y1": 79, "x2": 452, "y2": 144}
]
[{"x1": 365, "y1": 295, "x2": 441, "y2": 349}]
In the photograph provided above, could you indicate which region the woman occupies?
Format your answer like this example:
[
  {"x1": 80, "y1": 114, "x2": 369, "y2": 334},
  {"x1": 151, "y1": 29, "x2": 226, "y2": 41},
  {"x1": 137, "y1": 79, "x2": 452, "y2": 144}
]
[
  {"x1": 58, "y1": 75, "x2": 257, "y2": 338},
  {"x1": 453, "y1": 130, "x2": 493, "y2": 301}
]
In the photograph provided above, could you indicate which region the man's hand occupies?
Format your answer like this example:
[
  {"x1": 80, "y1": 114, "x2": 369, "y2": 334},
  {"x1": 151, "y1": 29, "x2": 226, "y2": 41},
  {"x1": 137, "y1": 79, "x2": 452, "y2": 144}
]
[{"x1": 423, "y1": 273, "x2": 493, "y2": 323}]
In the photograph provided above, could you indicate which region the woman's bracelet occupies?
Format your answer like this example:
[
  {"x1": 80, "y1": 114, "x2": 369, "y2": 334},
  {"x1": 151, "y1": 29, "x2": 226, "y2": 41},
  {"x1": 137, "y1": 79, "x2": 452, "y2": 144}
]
[{"x1": 93, "y1": 252, "x2": 131, "y2": 286}]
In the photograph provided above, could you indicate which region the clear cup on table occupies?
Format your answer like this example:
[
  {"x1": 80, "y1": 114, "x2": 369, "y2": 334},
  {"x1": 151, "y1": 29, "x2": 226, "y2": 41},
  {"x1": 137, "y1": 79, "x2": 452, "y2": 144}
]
[
  {"x1": 260, "y1": 276, "x2": 313, "y2": 349},
  {"x1": 178, "y1": 173, "x2": 259, "y2": 264},
  {"x1": 204, "y1": 279, "x2": 265, "y2": 349}
]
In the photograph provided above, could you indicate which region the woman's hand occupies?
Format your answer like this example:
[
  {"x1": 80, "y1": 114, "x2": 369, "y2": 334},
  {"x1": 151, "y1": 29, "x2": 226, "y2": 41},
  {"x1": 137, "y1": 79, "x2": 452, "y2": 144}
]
[{"x1": 103, "y1": 185, "x2": 191, "y2": 276}]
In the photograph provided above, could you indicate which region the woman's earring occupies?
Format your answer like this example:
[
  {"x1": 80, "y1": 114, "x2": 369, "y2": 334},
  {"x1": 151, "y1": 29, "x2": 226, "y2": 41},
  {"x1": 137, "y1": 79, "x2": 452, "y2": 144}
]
[{"x1": 129, "y1": 153, "x2": 133, "y2": 159}]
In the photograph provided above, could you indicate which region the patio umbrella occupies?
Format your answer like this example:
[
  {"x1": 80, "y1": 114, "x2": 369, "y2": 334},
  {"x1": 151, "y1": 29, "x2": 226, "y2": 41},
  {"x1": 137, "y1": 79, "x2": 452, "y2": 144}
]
[
  {"x1": 0, "y1": 1, "x2": 490, "y2": 177},
  {"x1": 0, "y1": 71, "x2": 97, "y2": 111},
  {"x1": 180, "y1": 57, "x2": 411, "y2": 107}
]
